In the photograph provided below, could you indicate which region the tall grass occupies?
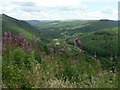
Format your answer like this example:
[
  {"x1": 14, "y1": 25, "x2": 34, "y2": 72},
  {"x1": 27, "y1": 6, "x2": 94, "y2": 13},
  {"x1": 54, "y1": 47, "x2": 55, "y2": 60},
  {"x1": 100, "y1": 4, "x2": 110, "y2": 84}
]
[{"x1": 2, "y1": 32, "x2": 118, "y2": 88}]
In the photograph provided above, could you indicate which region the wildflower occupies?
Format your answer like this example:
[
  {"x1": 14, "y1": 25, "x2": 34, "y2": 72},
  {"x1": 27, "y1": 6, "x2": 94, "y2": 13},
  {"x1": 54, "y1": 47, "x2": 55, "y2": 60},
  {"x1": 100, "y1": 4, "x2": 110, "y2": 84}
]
[
  {"x1": 28, "y1": 46, "x2": 33, "y2": 52},
  {"x1": 17, "y1": 35, "x2": 21, "y2": 39},
  {"x1": 23, "y1": 38, "x2": 27, "y2": 43},
  {"x1": 8, "y1": 31, "x2": 11, "y2": 36},
  {"x1": 77, "y1": 39, "x2": 81, "y2": 45},
  {"x1": 51, "y1": 47, "x2": 55, "y2": 53},
  {"x1": 55, "y1": 42, "x2": 60, "y2": 45},
  {"x1": 61, "y1": 48, "x2": 65, "y2": 53},
  {"x1": 2, "y1": 47, "x2": 6, "y2": 51},
  {"x1": 22, "y1": 43, "x2": 25, "y2": 47},
  {"x1": 4, "y1": 32, "x2": 8, "y2": 37},
  {"x1": 21, "y1": 43, "x2": 25, "y2": 50},
  {"x1": 51, "y1": 47, "x2": 55, "y2": 60},
  {"x1": 93, "y1": 52, "x2": 97, "y2": 59},
  {"x1": 19, "y1": 33, "x2": 23, "y2": 37},
  {"x1": 9, "y1": 36, "x2": 12, "y2": 42},
  {"x1": 74, "y1": 38, "x2": 81, "y2": 47}
]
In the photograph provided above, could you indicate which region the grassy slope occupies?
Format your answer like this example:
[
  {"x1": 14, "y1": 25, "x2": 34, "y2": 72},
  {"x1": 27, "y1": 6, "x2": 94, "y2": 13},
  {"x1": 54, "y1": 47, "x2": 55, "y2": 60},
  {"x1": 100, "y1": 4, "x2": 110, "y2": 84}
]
[
  {"x1": 2, "y1": 33, "x2": 118, "y2": 88},
  {"x1": 2, "y1": 14, "x2": 40, "y2": 40}
]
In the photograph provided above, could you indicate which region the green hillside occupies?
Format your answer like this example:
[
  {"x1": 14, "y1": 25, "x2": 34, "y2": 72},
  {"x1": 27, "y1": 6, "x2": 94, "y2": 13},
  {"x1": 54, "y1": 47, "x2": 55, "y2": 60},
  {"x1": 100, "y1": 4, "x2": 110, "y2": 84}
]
[
  {"x1": 2, "y1": 14, "x2": 119, "y2": 88},
  {"x1": 66, "y1": 27, "x2": 118, "y2": 57},
  {"x1": 35, "y1": 19, "x2": 118, "y2": 57},
  {"x1": 36, "y1": 20, "x2": 118, "y2": 42},
  {"x1": 26, "y1": 20, "x2": 60, "y2": 26},
  {"x1": 2, "y1": 14, "x2": 40, "y2": 39}
]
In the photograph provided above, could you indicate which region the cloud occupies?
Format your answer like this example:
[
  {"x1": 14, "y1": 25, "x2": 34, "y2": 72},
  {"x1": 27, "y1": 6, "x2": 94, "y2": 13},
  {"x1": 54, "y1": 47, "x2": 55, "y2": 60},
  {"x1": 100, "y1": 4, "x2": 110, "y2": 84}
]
[
  {"x1": 13, "y1": 2, "x2": 36, "y2": 6},
  {"x1": 57, "y1": 3, "x2": 88, "y2": 11},
  {"x1": 1, "y1": 2, "x2": 41, "y2": 13},
  {"x1": 75, "y1": 10, "x2": 103, "y2": 20},
  {"x1": 102, "y1": 5, "x2": 117, "y2": 15},
  {"x1": 1, "y1": 0, "x2": 119, "y2": 3},
  {"x1": 20, "y1": 6, "x2": 41, "y2": 12},
  {"x1": 0, "y1": 0, "x2": 118, "y2": 20}
]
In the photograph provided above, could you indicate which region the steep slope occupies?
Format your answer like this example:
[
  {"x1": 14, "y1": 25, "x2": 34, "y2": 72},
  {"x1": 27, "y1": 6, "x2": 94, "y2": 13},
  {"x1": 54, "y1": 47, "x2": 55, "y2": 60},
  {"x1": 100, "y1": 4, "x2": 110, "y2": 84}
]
[{"x1": 2, "y1": 14, "x2": 40, "y2": 39}]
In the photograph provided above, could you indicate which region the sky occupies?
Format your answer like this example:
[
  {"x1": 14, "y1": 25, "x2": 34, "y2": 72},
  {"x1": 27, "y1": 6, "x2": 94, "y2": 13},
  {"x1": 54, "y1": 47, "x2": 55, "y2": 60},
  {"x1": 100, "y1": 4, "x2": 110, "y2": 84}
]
[{"x1": 0, "y1": 0, "x2": 119, "y2": 20}]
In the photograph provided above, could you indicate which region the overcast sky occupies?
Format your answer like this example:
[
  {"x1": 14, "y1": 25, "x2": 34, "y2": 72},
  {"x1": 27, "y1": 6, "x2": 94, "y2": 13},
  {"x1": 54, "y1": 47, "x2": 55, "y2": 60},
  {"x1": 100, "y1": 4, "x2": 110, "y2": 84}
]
[{"x1": 0, "y1": 0, "x2": 119, "y2": 20}]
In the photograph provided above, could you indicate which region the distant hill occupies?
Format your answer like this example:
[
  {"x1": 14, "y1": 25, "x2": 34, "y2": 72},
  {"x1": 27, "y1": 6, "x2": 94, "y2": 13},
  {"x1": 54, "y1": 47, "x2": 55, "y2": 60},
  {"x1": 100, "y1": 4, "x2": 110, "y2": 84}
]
[
  {"x1": 35, "y1": 20, "x2": 118, "y2": 41},
  {"x1": 26, "y1": 20, "x2": 60, "y2": 26},
  {"x1": 72, "y1": 20, "x2": 118, "y2": 33},
  {"x1": 34, "y1": 19, "x2": 118, "y2": 57}
]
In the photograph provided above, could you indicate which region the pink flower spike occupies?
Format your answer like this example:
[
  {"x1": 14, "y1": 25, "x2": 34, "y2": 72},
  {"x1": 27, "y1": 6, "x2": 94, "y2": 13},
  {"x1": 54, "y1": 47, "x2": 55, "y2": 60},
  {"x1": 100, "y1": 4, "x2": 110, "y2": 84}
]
[
  {"x1": 61, "y1": 48, "x2": 65, "y2": 53},
  {"x1": 2, "y1": 47, "x2": 7, "y2": 51},
  {"x1": 51, "y1": 48, "x2": 54, "y2": 53},
  {"x1": 28, "y1": 46, "x2": 33, "y2": 53},
  {"x1": 93, "y1": 52, "x2": 97, "y2": 58},
  {"x1": 4, "y1": 32, "x2": 8, "y2": 37},
  {"x1": 8, "y1": 31, "x2": 11, "y2": 36}
]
